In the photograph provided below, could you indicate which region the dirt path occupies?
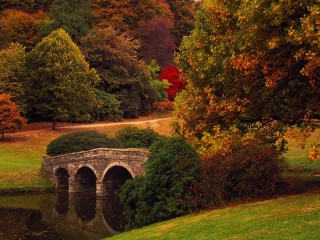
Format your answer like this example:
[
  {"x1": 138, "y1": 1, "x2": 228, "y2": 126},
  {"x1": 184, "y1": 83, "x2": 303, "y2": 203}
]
[
  {"x1": 59, "y1": 117, "x2": 172, "y2": 129},
  {"x1": 12, "y1": 116, "x2": 172, "y2": 134}
]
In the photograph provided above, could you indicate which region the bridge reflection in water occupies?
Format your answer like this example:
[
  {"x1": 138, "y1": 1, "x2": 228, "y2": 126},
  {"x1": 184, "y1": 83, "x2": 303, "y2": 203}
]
[{"x1": 0, "y1": 193, "x2": 126, "y2": 239}]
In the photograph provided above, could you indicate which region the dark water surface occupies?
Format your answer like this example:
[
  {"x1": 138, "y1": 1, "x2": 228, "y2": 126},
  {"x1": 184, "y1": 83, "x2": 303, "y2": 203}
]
[{"x1": 0, "y1": 193, "x2": 125, "y2": 240}]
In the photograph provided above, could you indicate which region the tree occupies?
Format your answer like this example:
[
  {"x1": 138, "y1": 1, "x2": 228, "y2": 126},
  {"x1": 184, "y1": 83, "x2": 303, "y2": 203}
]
[
  {"x1": 175, "y1": 0, "x2": 320, "y2": 154},
  {"x1": 0, "y1": 9, "x2": 48, "y2": 50},
  {"x1": 0, "y1": 94, "x2": 26, "y2": 140},
  {"x1": 136, "y1": 16, "x2": 177, "y2": 67},
  {"x1": 147, "y1": 60, "x2": 168, "y2": 101},
  {"x1": 81, "y1": 28, "x2": 157, "y2": 118},
  {"x1": 165, "y1": 0, "x2": 196, "y2": 44},
  {"x1": 159, "y1": 66, "x2": 186, "y2": 101},
  {"x1": 41, "y1": 0, "x2": 92, "y2": 42},
  {"x1": 26, "y1": 28, "x2": 99, "y2": 129},
  {"x1": 90, "y1": 0, "x2": 173, "y2": 32},
  {"x1": 0, "y1": 0, "x2": 53, "y2": 12},
  {"x1": 120, "y1": 137, "x2": 200, "y2": 228},
  {"x1": 0, "y1": 43, "x2": 27, "y2": 113}
]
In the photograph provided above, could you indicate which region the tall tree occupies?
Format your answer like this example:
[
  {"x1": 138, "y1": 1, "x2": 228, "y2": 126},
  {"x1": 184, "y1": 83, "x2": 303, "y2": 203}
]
[
  {"x1": 81, "y1": 28, "x2": 157, "y2": 118},
  {"x1": 26, "y1": 28, "x2": 99, "y2": 129},
  {"x1": 0, "y1": 9, "x2": 48, "y2": 50},
  {"x1": 175, "y1": 0, "x2": 320, "y2": 154},
  {"x1": 0, "y1": 94, "x2": 26, "y2": 140},
  {"x1": 136, "y1": 16, "x2": 177, "y2": 67},
  {"x1": 166, "y1": 0, "x2": 196, "y2": 44},
  {"x1": 41, "y1": 0, "x2": 92, "y2": 42},
  {"x1": 0, "y1": 43, "x2": 26, "y2": 113}
]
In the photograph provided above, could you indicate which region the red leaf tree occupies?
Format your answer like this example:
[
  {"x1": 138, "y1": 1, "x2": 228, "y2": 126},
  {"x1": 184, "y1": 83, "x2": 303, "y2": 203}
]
[
  {"x1": 0, "y1": 94, "x2": 26, "y2": 140},
  {"x1": 158, "y1": 66, "x2": 186, "y2": 100}
]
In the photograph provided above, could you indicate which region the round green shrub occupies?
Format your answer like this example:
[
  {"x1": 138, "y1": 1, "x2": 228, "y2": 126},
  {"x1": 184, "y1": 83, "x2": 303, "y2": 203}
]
[
  {"x1": 120, "y1": 137, "x2": 200, "y2": 228},
  {"x1": 116, "y1": 126, "x2": 164, "y2": 148},
  {"x1": 46, "y1": 131, "x2": 122, "y2": 156}
]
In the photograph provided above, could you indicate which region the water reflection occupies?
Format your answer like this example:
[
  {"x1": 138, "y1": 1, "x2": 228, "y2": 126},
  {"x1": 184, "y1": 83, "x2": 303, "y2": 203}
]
[{"x1": 0, "y1": 193, "x2": 126, "y2": 240}]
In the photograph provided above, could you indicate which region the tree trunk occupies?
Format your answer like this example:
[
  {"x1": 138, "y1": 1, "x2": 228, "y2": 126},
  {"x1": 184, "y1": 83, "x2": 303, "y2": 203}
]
[
  {"x1": 52, "y1": 119, "x2": 57, "y2": 130},
  {"x1": 1, "y1": 132, "x2": 3, "y2": 141}
]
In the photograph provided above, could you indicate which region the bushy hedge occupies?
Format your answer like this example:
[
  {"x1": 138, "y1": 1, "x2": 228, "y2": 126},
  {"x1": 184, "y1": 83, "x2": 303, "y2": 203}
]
[
  {"x1": 120, "y1": 137, "x2": 200, "y2": 228},
  {"x1": 116, "y1": 126, "x2": 164, "y2": 148},
  {"x1": 46, "y1": 131, "x2": 121, "y2": 156},
  {"x1": 199, "y1": 137, "x2": 287, "y2": 206}
]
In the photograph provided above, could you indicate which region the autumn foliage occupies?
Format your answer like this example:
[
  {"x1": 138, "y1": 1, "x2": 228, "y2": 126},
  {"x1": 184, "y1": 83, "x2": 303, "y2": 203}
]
[
  {"x1": 158, "y1": 66, "x2": 186, "y2": 101},
  {"x1": 0, "y1": 94, "x2": 26, "y2": 140}
]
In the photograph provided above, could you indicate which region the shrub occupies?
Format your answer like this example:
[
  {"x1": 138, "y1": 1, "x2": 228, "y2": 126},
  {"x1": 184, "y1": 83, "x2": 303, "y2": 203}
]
[
  {"x1": 120, "y1": 137, "x2": 200, "y2": 228},
  {"x1": 46, "y1": 131, "x2": 121, "y2": 156},
  {"x1": 199, "y1": 138, "x2": 286, "y2": 206},
  {"x1": 158, "y1": 66, "x2": 186, "y2": 100},
  {"x1": 115, "y1": 126, "x2": 164, "y2": 148},
  {"x1": 90, "y1": 89, "x2": 123, "y2": 121},
  {"x1": 152, "y1": 100, "x2": 174, "y2": 111}
]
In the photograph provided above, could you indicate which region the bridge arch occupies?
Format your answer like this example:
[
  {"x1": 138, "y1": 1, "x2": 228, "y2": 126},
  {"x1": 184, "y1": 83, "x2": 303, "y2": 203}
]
[
  {"x1": 42, "y1": 148, "x2": 149, "y2": 195},
  {"x1": 55, "y1": 168, "x2": 69, "y2": 190},
  {"x1": 74, "y1": 165, "x2": 97, "y2": 192},
  {"x1": 102, "y1": 163, "x2": 134, "y2": 195}
]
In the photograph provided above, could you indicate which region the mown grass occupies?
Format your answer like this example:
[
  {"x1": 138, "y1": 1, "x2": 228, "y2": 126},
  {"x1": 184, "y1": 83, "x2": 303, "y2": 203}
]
[
  {"x1": 0, "y1": 111, "x2": 173, "y2": 192},
  {"x1": 109, "y1": 191, "x2": 320, "y2": 240},
  {"x1": 283, "y1": 129, "x2": 320, "y2": 174}
]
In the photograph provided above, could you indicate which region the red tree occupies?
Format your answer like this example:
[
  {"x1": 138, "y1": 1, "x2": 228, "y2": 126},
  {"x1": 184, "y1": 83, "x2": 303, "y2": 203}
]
[{"x1": 159, "y1": 66, "x2": 186, "y2": 100}]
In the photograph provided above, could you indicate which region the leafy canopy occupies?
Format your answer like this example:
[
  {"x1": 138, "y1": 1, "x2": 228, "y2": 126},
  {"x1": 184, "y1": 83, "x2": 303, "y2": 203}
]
[
  {"x1": 81, "y1": 27, "x2": 157, "y2": 118},
  {"x1": 26, "y1": 28, "x2": 99, "y2": 129},
  {"x1": 175, "y1": 0, "x2": 320, "y2": 154},
  {"x1": 0, "y1": 94, "x2": 26, "y2": 140},
  {"x1": 0, "y1": 43, "x2": 26, "y2": 113},
  {"x1": 120, "y1": 137, "x2": 200, "y2": 228}
]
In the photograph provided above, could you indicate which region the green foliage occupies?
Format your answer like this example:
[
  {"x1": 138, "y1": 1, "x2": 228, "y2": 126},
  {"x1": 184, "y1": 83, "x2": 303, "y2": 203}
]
[
  {"x1": 25, "y1": 28, "x2": 99, "y2": 128},
  {"x1": 46, "y1": 131, "x2": 121, "y2": 156},
  {"x1": 120, "y1": 137, "x2": 200, "y2": 228},
  {"x1": 0, "y1": 43, "x2": 26, "y2": 113},
  {"x1": 116, "y1": 126, "x2": 164, "y2": 148},
  {"x1": 41, "y1": 0, "x2": 92, "y2": 42},
  {"x1": 166, "y1": 0, "x2": 195, "y2": 44},
  {"x1": 90, "y1": 89, "x2": 123, "y2": 121},
  {"x1": 148, "y1": 60, "x2": 168, "y2": 101},
  {"x1": 200, "y1": 137, "x2": 286, "y2": 206},
  {"x1": 81, "y1": 28, "x2": 157, "y2": 118}
]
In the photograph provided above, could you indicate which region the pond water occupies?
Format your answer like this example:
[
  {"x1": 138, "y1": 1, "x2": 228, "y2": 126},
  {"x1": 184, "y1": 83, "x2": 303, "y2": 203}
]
[{"x1": 0, "y1": 192, "x2": 126, "y2": 240}]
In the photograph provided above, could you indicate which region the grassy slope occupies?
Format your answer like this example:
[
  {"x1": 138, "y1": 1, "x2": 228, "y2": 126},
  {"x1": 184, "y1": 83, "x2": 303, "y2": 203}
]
[
  {"x1": 0, "y1": 112, "x2": 173, "y2": 191},
  {"x1": 110, "y1": 192, "x2": 320, "y2": 240}
]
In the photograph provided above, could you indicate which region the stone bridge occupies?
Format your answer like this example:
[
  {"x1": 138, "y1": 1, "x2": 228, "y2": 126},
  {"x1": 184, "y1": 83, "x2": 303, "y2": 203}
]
[{"x1": 42, "y1": 148, "x2": 149, "y2": 195}]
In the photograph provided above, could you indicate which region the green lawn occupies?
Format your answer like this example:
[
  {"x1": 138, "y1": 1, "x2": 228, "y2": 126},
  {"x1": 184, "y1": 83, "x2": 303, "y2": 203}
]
[
  {"x1": 0, "y1": 112, "x2": 173, "y2": 192},
  {"x1": 110, "y1": 191, "x2": 320, "y2": 240}
]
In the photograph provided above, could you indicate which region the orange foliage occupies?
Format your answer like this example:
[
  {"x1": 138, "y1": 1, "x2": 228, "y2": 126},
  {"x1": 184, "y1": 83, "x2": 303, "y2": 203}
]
[
  {"x1": 0, "y1": 9, "x2": 47, "y2": 50},
  {"x1": 0, "y1": 94, "x2": 26, "y2": 140}
]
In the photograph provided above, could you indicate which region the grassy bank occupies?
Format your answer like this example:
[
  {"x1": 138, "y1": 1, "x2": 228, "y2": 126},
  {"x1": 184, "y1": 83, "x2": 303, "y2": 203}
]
[
  {"x1": 0, "y1": 112, "x2": 173, "y2": 192},
  {"x1": 109, "y1": 191, "x2": 320, "y2": 240},
  {"x1": 0, "y1": 113, "x2": 319, "y2": 192}
]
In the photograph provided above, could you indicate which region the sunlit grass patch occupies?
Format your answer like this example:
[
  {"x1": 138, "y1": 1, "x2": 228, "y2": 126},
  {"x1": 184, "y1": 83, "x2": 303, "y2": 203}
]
[
  {"x1": 109, "y1": 192, "x2": 320, "y2": 240},
  {"x1": 284, "y1": 129, "x2": 320, "y2": 173}
]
